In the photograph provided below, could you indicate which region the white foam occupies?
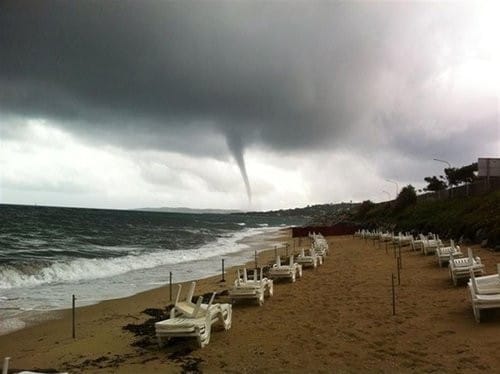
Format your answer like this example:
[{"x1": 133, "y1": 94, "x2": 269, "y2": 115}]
[
  {"x1": 0, "y1": 317, "x2": 26, "y2": 335},
  {"x1": 0, "y1": 226, "x2": 277, "y2": 290}
]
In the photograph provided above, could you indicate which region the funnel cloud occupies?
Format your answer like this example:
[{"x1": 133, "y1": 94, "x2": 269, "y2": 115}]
[{"x1": 226, "y1": 133, "x2": 252, "y2": 203}]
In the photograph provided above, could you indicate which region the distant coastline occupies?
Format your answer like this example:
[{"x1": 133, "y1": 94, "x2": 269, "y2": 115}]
[{"x1": 135, "y1": 207, "x2": 243, "y2": 214}]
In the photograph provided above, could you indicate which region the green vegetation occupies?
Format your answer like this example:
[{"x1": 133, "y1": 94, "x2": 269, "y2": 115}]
[
  {"x1": 351, "y1": 189, "x2": 500, "y2": 248},
  {"x1": 423, "y1": 162, "x2": 478, "y2": 191}
]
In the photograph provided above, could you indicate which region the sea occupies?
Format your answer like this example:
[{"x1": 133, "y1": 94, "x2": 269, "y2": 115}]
[{"x1": 0, "y1": 204, "x2": 306, "y2": 335}]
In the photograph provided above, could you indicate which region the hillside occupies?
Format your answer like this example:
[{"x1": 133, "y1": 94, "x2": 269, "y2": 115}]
[
  {"x1": 346, "y1": 190, "x2": 500, "y2": 248},
  {"x1": 241, "y1": 202, "x2": 358, "y2": 220}
]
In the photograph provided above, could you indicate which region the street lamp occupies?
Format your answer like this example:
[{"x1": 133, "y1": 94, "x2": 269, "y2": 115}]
[
  {"x1": 433, "y1": 158, "x2": 451, "y2": 168},
  {"x1": 433, "y1": 158, "x2": 453, "y2": 198},
  {"x1": 382, "y1": 190, "x2": 391, "y2": 200},
  {"x1": 385, "y1": 179, "x2": 399, "y2": 197}
]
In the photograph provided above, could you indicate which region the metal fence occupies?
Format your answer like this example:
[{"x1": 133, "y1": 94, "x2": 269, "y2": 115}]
[{"x1": 417, "y1": 177, "x2": 500, "y2": 202}]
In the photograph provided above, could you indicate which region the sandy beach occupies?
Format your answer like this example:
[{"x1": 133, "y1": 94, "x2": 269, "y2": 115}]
[{"x1": 1, "y1": 230, "x2": 500, "y2": 373}]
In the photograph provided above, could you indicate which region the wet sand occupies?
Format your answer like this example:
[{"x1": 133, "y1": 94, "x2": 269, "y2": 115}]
[{"x1": 1, "y1": 232, "x2": 500, "y2": 373}]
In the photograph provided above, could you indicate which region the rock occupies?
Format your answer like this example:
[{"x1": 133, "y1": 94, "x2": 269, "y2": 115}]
[{"x1": 475, "y1": 228, "x2": 488, "y2": 242}]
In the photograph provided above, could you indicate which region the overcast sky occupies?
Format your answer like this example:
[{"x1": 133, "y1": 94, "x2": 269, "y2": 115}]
[{"x1": 1, "y1": 1, "x2": 499, "y2": 211}]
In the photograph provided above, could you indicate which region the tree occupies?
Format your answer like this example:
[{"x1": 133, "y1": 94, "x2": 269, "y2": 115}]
[
  {"x1": 355, "y1": 200, "x2": 375, "y2": 219},
  {"x1": 423, "y1": 176, "x2": 447, "y2": 191},
  {"x1": 444, "y1": 162, "x2": 478, "y2": 186},
  {"x1": 394, "y1": 185, "x2": 417, "y2": 210}
]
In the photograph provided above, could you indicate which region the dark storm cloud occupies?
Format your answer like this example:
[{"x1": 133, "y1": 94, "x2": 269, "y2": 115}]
[
  {"x1": 0, "y1": 1, "x2": 497, "y2": 197},
  {"x1": 0, "y1": 2, "x2": 414, "y2": 145}
]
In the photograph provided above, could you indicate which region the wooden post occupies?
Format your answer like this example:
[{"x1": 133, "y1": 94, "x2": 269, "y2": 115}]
[
  {"x1": 274, "y1": 246, "x2": 277, "y2": 259},
  {"x1": 285, "y1": 243, "x2": 289, "y2": 258},
  {"x1": 254, "y1": 250, "x2": 257, "y2": 269},
  {"x1": 169, "y1": 271, "x2": 173, "y2": 302},
  {"x1": 221, "y1": 259, "x2": 225, "y2": 282},
  {"x1": 72, "y1": 294, "x2": 76, "y2": 339},
  {"x1": 391, "y1": 274, "x2": 396, "y2": 315},
  {"x1": 397, "y1": 256, "x2": 401, "y2": 286}
]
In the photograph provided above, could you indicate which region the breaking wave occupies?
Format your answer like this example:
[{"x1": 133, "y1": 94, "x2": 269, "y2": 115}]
[{"x1": 0, "y1": 227, "x2": 273, "y2": 289}]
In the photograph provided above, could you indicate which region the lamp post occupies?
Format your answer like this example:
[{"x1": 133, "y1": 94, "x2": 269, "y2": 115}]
[
  {"x1": 433, "y1": 158, "x2": 452, "y2": 198},
  {"x1": 432, "y1": 158, "x2": 451, "y2": 168},
  {"x1": 382, "y1": 190, "x2": 391, "y2": 200},
  {"x1": 385, "y1": 179, "x2": 399, "y2": 197}
]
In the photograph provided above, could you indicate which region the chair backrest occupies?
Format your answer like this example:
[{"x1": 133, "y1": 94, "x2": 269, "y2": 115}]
[
  {"x1": 236, "y1": 269, "x2": 242, "y2": 286},
  {"x1": 276, "y1": 256, "x2": 281, "y2": 267},
  {"x1": 469, "y1": 269, "x2": 479, "y2": 295},
  {"x1": 173, "y1": 282, "x2": 196, "y2": 304},
  {"x1": 187, "y1": 281, "x2": 196, "y2": 302},
  {"x1": 174, "y1": 284, "x2": 183, "y2": 304},
  {"x1": 191, "y1": 292, "x2": 216, "y2": 318},
  {"x1": 449, "y1": 253, "x2": 455, "y2": 268}
]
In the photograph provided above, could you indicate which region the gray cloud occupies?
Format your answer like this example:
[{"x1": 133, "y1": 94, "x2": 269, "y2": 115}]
[{"x1": 1, "y1": 1, "x2": 498, "y2": 198}]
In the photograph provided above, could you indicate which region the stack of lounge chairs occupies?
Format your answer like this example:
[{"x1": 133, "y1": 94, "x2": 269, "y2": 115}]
[
  {"x1": 418, "y1": 233, "x2": 442, "y2": 255},
  {"x1": 448, "y1": 248, "x2": 484, "y2": 286},
  {"x1": 392, "y1": 232, "x2": 413, "y2": 248},
  {"x1": 468, "y1": 265, "x2": 500, "y2": 322},
  {"x1": 435, "y1": 239, "x2": 462, "y2": 267},
  {"x1": 2, "y1": 357, "x2": 68, "y2": 374},
  {"x1": 155, "y1": 282, "x2": 232, "y2": 348},
  {"x1": 268, "y1": 255, "x2": 302, "y2": 282},
  {"x1": 229, "y1": 267, "x2": 273, "y2": 306},
  {"x1": 310, "y1": 233, "x2": 329, "y2": 258},
  {"x1": 296, "y1": 247, "x2": 322, "y2": 269}
]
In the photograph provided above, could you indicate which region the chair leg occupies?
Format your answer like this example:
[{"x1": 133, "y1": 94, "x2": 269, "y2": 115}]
[
  {"x1": 472, "y1": 305, "x2": 481, "y2": 323},
  {"x1": 157, "y1": 335, "x2": 164, "y2": 348},
  {"x1": 3, "y1": 357, "x2": 10, "y2": 374},
  {"x1": 258, "y1": 294, "x2": 264, "y2": 306}
]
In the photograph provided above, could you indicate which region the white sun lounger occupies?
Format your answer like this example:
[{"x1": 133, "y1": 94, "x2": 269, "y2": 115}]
[
  {"x1": 268, "y1": 255, "x2": 302, "y2": 282},
  {"x1": 435, "y1": 239, "x2": 462, "y2": 267},
  {"x1": 448, "y1": 248, "x2": 484, "y2": 286},
  {"x1": 2, "y1": 357, "x2": 68, "y2": 374},
  {"x1": 296, "y1": 247, "x2": 322, "y2": 268},
  {"x1": 229, "y1": 267, "x2": 273, "y2": 306},
  {"x1": 468, "y1": 268, "x2": 500, "y2": 323},
  {"x1": 312, "y1": 237, "x2": 329, "y2": 257},
  {"x1": 419, "y1": 234, "x2": 442, "y2": 255},
  {"x1": 155, "y1": 282, "x2": 232, "y2": 348}
]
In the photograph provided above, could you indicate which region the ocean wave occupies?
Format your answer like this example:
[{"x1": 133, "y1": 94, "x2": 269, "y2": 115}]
[{"x1": 0, "y1": 226, "x2": 277, "y2": 289}]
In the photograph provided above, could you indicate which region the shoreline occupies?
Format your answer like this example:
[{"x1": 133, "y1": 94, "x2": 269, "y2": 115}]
[
  {"x1": 2, "y1": 233, "x2": 500, "y2": 372},
  {"x1": 0, "y1": 226, "x2": 290, "y2": 337}
]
